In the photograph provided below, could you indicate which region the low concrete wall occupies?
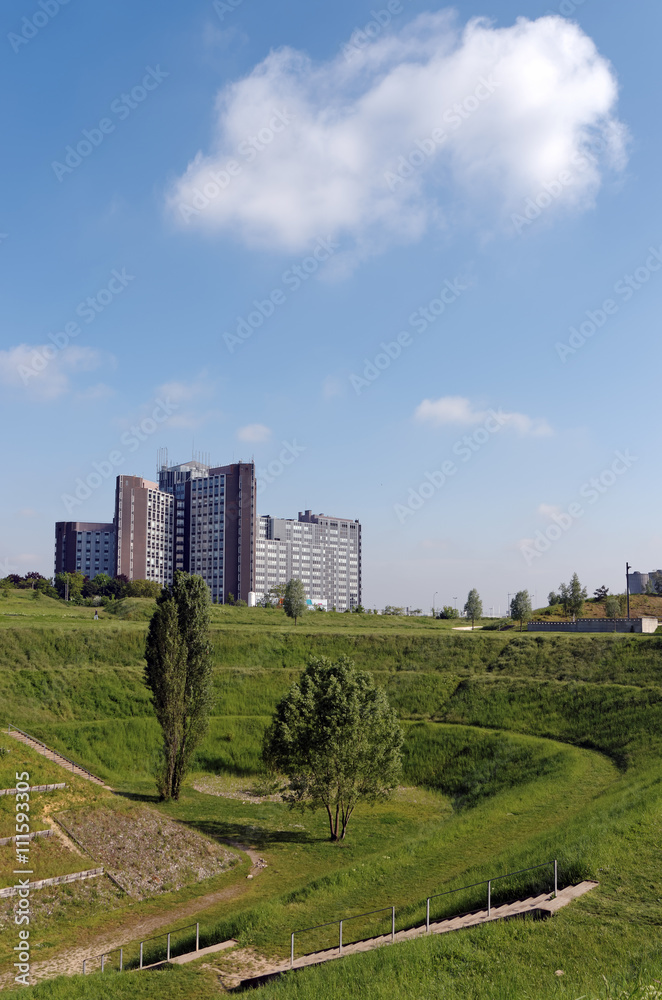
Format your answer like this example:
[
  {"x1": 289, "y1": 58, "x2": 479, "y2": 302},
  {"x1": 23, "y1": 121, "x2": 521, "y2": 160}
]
[
  {"x1": 528, "y1": 617, "x2": 658, "y2": 634},
  {"x1": 0, "y1": 868, "x2": 104, "y2": 897},
  {"x1": 0, "y1": 829, "x2": 54, "y2": 847},
  {"x1": 0, "y1": 783, "x2": 66, "y2": 797}
]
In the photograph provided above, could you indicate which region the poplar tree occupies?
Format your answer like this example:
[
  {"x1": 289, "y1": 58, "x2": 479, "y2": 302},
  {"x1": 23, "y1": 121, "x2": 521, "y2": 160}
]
[{"x1": 145, "y1": 572, "x2": 212, "y2": 800}]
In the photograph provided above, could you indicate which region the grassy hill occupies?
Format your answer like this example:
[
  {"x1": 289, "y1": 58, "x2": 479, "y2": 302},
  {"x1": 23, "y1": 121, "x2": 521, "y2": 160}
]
[{"x1": 0, "y1": 590, "x2": 661, "y2": 998}]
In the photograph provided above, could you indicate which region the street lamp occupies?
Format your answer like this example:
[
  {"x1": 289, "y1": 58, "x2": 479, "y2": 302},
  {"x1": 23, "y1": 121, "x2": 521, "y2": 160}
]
[{"x1": 432, "y1": 591, "x2": 438, "y2": 617}]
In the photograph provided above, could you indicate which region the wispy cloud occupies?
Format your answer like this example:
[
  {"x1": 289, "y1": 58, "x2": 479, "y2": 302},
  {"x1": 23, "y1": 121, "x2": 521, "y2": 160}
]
[
  {"x1": 0, "y1": 344, "x2": 108, "y2": 401},
  {"x1": 414, "y1": 395, "x2": 553, "y2": 436},
  {"x1": 237, "y1": 423, "x2": 272, "y2": 443}
]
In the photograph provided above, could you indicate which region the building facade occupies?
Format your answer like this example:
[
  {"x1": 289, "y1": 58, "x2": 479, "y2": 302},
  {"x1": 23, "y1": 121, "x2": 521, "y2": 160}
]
[
  {"x1": 54, "y1": 522, "x2": 115, "y2": 580},
  {"x1": 54, "y1": 461, "x2": 357, "y2": 609},
  {"x1": 158, "y1": 460, "x2": 256, "y2": 604},
  {"x1": 627, "y1": 570, "x2": 662, "y2": 595},
  {"x1": 115, "y1": 475, "x2": 175, "y2": 587},
  {"x1": 254, "y1": 510, "x2": 361, "y2": 611}
]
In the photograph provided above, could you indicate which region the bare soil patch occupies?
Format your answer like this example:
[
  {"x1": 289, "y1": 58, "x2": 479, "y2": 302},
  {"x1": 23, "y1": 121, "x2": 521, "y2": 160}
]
[
  {"x1": 193, "y1": 773, "x2": 283, "y2": 804},
  {"x1": 58, "y1": 805, "x2": 238, "y2": 898}
]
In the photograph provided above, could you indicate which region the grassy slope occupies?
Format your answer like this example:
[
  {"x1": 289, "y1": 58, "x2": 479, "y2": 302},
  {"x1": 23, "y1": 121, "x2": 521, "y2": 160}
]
[{"x1": 0, "y1": 591, "x2": 661, "y2": 998}]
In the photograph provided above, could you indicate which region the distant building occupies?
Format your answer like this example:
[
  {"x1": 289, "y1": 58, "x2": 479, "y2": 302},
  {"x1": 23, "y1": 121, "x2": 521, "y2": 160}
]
[
  {"x1": 54, "y1": 460, "x2": 358, "y2": 608},
  {"x1": 115, "y1": 475, "x2": 175, "y2": 588},
  {"x1": 627, "y1": 570, "x2": 662, "y2": 594},
  {"x1": 54, "y1": 521, "x2": 115, "y2": 580},
  {"x1": 254, "y1": 510, "x2": 361, "y2": 612},
  {"x1": 158, "y1": 460, "x2": 256, "y2": 604}
]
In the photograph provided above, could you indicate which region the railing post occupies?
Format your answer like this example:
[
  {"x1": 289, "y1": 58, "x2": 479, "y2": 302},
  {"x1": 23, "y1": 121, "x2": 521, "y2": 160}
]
[
  {"x1": 426, "y1": 897, "x2": 430, "y2": 933},
  {"x1": 554, "y1": 859, "x2": 558, "y2": 898},
  {"x1": 196, "y1": 923, "x2": 200, "y2": 951},
  {"x1": 339, "y1": 920, "x2": 343, "y2": 954},
  {"x1": 291, "y1": 932, "x2": 294, "y2": 969},
  {"x1": 487, "y1": 880, "x2": 491, "y2": 917},
  {"x1": 167, "y1": 932, "x2": 171, "y2": 961},
  {"x1": 101, "y1": 954, "x2": 105, "y2": 973},
  {"x1": 140, "y1": 942, "x2": 143, "y2": 969},
  {"x1": 120, "y1": 947, "x2": 123, "y2": 972},
  {"x1": 82, "y1": 960, "x2": 86, "y2": 975},
  {"x1": 391, "y1": 906, "x2": 395, "y2": 942}
]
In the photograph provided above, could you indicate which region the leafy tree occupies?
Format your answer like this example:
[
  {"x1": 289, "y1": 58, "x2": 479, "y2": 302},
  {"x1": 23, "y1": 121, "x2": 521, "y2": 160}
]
[
  {"x1": 55, "y1": 571, "x2": 85, "y2": 600},
  {"x1": 547, "y1": 591, "x2": 559, "y2": 607},
  {"x1": 24, "y1": 572, "x2": 45, "y2": 590},
  {"x1": 226, "y1": 592, "x2": 235, "y2": 605},
  {"x1": 464, "y1": 589, "x2": 483, "y2": 629},
  {"x1": 144, "y1": 572, "x2": 212, "y2": 801},
  {"x1": 283, "y1": 578, "x2": 307, "y2": 624},
  {"x1": 263, "y1": 657, "x2": 403, "y2": 841},
  {"x1": 126, "y1": 579, "x2": 161, "y2": 598},
  {"x1": 382, "y1": 605, "x2": 405, "y2": 616},
  {"x1": 653, "y1": 573, "x2": 662, "y2": 597},
  {"x1": 645, "y1": 580, "x2": 654, "y2": 596},
  {"x1": 437, "y1": 606, "x2": 459, "y2": 619},
  {"x1": 144, "y1": 596, "x2": 186, "y2": 800},
  {"x1": 605, "y1": 595, "x2": 621, "y2": 618},
  {"x1": 510, "y1": 590, "x2": 532, "y2": 630},
  {"x1": 351, "y1": 605, "x2": 365, "y2": 613},
  {"x1": 567, "y1": 573, "x2": 588, "y2": 616},
  {"x1": 593, "y1": 585, "x2": 610, "y2": 601},
  {"x1": 557, "y1": 575, "x2": 587, "y2": 616}
]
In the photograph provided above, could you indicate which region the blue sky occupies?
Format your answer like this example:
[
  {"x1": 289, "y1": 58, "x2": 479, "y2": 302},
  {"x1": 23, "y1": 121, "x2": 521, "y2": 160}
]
[{"x1": 1, "y1": 0, "x2": 660, "y2": 612}]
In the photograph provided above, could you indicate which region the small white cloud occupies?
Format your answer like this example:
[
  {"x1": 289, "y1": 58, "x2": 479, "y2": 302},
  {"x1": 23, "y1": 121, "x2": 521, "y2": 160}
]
[
  {"x1": 237, "y1": 423, "x2": 271, "y2": 443},
  {"x1": 415, "y1": 396, "x2": 484, "y2": 426},
  {"x1": 168, "y1": 13, "x2": 627, "y2": 257},
  {"x1": 0, "y1": 344, "x2": 108, "y2": 401},
  {"x1": 414, "y1": 395, "x2": 553, "y2": 437},
  {"x1": 538, "y1": 503, "x2": 562, "y2": 519},
  {"x1": 17, "y1": 508, "x2": 38, "y2": 519}
]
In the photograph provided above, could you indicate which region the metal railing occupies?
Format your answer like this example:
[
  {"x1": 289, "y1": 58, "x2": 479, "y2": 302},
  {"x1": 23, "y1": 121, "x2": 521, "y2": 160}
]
[
  {"x1": 6, "y1": 725, "x2": 103, "y2": 783},
  {"x1": 291, "y1": 906, "x2": 395, "y2": 968},
  {"x1": 290, "y1": 859, "x2": 558, "y2": 968},
  {"x1": 83, "y1": 922, "x2": 200, "y2": 974},
  {"x1": 425, "y1": 860, "x2": 557, "y2": 931}
]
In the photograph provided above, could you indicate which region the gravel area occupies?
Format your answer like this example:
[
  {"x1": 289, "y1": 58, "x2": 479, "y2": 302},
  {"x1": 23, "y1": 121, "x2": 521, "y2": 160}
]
[{"x1": 58, "y1": 806, "x2": 238, "y2": 898}]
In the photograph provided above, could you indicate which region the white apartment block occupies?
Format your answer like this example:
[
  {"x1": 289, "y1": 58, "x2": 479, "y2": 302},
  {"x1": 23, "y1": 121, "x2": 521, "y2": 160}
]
[{"x1": 254, "y1": 510, "x2": 361, "y2": 612}]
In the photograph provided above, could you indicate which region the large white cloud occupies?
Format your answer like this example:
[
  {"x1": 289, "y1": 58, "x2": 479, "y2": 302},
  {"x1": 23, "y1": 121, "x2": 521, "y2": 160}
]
[{"x1": 167, "y1": 11, "x2": 627, "y2": 254}]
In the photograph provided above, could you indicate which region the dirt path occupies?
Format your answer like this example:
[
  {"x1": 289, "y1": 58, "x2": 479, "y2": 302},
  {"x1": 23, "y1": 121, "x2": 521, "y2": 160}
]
[{"x1": 0, "y1": 844, "x2": 266, "y2": 987}]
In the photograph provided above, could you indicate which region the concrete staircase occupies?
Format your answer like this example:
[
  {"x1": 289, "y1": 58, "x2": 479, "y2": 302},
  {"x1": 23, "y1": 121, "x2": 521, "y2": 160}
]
[
  {"x1": 290, "y1": 882, "x2": 598, "y2": 971},
  {"x1": 228, "y1": 881, "x2": 599, "y2": 988},
  {"x1": 6, "y1": 727, "x2": 108, "y2": 787}
]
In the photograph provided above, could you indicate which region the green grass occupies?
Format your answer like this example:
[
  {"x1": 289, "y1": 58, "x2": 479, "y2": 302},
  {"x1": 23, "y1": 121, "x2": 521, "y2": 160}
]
[{"x1": 1, "y1": 591, "x2": 662, "y2": 998}]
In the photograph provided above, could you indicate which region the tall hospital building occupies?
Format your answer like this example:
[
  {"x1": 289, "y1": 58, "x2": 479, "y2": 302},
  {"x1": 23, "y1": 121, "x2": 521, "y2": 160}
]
[{"x1": 55, "y1": 459, "x2": 361, "y2": 611}]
